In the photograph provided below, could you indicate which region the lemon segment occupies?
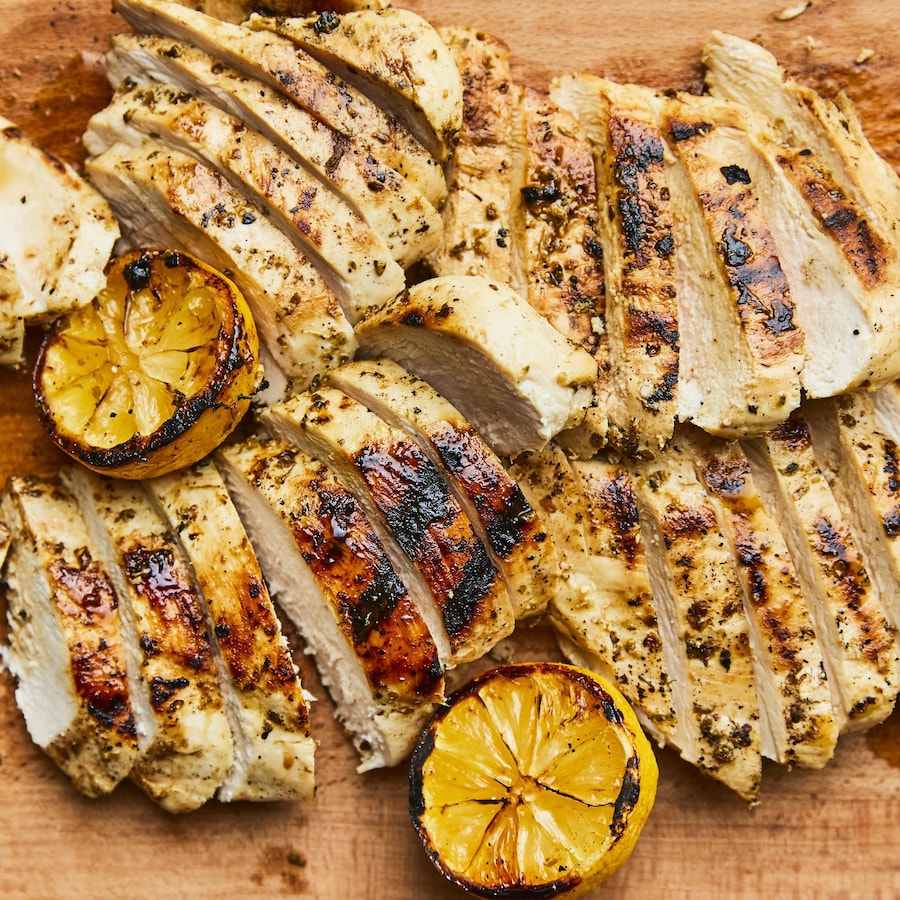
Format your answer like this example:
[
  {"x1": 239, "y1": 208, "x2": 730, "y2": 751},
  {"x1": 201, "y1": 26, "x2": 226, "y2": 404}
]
[
  {"x1": 410, "y1": 662, "x2": 657, "y2": 898},
  {"x1": 34, "y1": 249, "x2": 260, "y2": 479}
]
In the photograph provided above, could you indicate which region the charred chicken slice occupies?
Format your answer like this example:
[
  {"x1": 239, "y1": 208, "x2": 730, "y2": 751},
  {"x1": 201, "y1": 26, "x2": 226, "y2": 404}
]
[
  {"x1": 629, "y1": 431, "x2": 763, "y2": 803},
  {"x1": 84, "y1": 81, "x2": 405, "y2": 323},
  {"x1": 86, "y1": 140, "x2": 355, "y2": 393},
  {"x1": 685, "y1": 428, "x2": 838, "y2": 768},
  {"x1": 354, "y1": 276, "x2": 598, "y2": 456},
  {"x1": 247, "y1": 7, "x2": 463, "y2": 161},
  {"x1": 105, "y1": 33, "x2": 442, "y2": 269},
  {"x1": 1, "y1": 477, "x2": 141, "y2": 797},
  {"x1": 743, "y1": 413, "x2": 899, "y2": 733},
  {"x1": 262, "y1": 386, "x2": 516, "y2": 667},
  {"x1": 146, "y1": 461, "x2": 316, "y2": 801},
  {"x1": 64, "y1": 468, "x2": 234, "y2": 812},
  {"x1": 217, "y1": 437, "x2": 444, "y2": 770},
  {"x1": 328, "y1": 357, "x2": 559, "y2": 620},
  {"x1": 550, "y1": 74, "x2": 679, "y2": 458},
  {"x1": 112, "y1": 0, "x2": 447, "y2": 206}
]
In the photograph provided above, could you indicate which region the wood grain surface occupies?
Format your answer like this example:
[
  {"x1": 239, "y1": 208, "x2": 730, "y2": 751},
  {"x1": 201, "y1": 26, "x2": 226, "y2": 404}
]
[{"x1": 3, "y1": 0, "x2": 900, "y2": 896}]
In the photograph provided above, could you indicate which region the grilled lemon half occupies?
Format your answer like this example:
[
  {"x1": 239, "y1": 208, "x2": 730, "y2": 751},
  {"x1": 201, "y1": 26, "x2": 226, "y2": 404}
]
[
  {"x1": 409, "y1": 662, "x2": 657, "y2": 898},
  {"x1": 34, "y1": 248, "x2": 261, "y2": 479}
]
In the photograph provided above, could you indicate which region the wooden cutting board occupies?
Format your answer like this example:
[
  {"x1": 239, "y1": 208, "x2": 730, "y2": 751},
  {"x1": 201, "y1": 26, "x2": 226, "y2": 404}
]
[{"x1": 3, "y1": 0, "x2": 900, "y2": 896}]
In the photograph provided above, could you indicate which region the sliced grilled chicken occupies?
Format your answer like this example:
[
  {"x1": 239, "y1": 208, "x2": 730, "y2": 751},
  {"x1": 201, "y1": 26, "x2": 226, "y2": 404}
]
[
  {"x1": 1, "y1": 477, "x2": 141, "y2": 797},
  {"x1": 428, "y1": 26, "x2": 514, "y2": 281},
  {"x1": 0, "y1": 117, "x2": 119, "y2": 366},
  {"x1": 216, "y1": 437, "x2": 444, "y2": 770},
  {"x1": 704, "y1": 31, "x2": 900, "y2": 397},
  {"x1": 261, "y1": 386, "x2": 516, "y2": 666},
  {"x1": 743, "y1": 413, "x2": 899, "y2": 732},
  {"x1": 64, "y1": 468, "x2": 234, "y2": 812},
  {"x1": 247, "y1": 8, "x2": 463, "y2": 162},
  {"x1": 328, "y1": 357, "x2": 559, "y2": 620},
  {"x1": 112, "y1": 0, "x2": 446, "y2": 206},
  {"x1": 146, "y1": 461, "x2": 316, "y2": 802},
  {"x1": 685, "y1": 428, "x2": 838, "y2": 768},
  {"x1": 87, "y1": 141, "x2": 355, "y2": 392},
  {"x1": 806, "y1": 391, "x2": 900, "y2": 630},
  {"x1": 354, "y1": 276, "x2": 599, "y2": 456},
  {"x1": 105, "y1": 34, "x2": 442, "y2": 270},
  {"x1": 85, "y1": 81, "x2": 405, "y2": 323},
  {"x1": 629, "y1": 432, "x2": 762, "y2": 803},
  {"x1": 166, "y1": 0, "x2": 389, "y2": 26},
  {"x1": 661, "y1": 91, "x2": 805, "y2": 436},
  {"x1": 508, "y1": 86, "x2": 610, "y2": 457},
  {"x1": 550, "y1": 74, "x2": 679, "y2": 458}
]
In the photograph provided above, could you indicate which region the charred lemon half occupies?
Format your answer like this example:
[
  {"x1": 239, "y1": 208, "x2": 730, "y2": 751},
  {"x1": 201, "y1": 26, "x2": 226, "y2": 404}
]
[
  {"x1": 34, "y1": 248, "x2": 261, "y2": 479},
  {"x1": 409, "y1": 662, "x2": 657, "y2": 898}
]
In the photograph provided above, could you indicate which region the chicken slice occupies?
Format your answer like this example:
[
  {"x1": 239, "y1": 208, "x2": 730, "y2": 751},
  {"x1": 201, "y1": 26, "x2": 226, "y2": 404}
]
[
  {"x1": 85, "y1": 82, "x2": 404, "y2": 323},
  {"x1": 328, "y1": 357, "x2": 559, "y2": 620},
  {"x1": 262, "y1": 386, "x2": 516, "y2": 666},
  {"x1": 1, "y1": 477, "x2": 141, "y2": 797},
  {"x1": 428, "y1": 26, "x2": 514, "y2": 281},
  {"x1": 0, "y1": 117, "x2": 119, "y2": 366},
  {"x1": 105, "y1": 34, "x2": 441, "y2": 270},
  {"x1": 661, "y1": 91, "x2": 805, "y2": 436},
  {"x1": 87, "y1": 141, "x2": 355, "y2": 393},
  {"x1": 146, "y1": 461, "x2": 315, "y2": 801},
  {"x1": 806, "y1": 391, "x2": 900, "y2": 631},
  {"x1": 217, "y1": 437, "x2": 444, "y2": 770},
  {"x1": 354, "y1": 275, "x2": 598, "y2": 456},
  {"x1": 164, "y1": 0, "x2": 389, "y2": 27},
  {"x1": 247, "y1": 8, "x2": 462, "y2": 162},
  {"x1": 743, "y1": 413, "x2": 899, "y2": 732},
  {"x1": 112, "y1": 0, "x2": 446, "y2": 206},
  {"x1": 685, "y1": 428, "x2": 838, "y2": 769},
  {"x1": 704, "y1": 31, "x2": 900, "y2": 397},
  {"x1": 873, "y1": 382, "x2": 900, "y2": 445},
  {"x1": 64, "y1": 468, "x2": 234, "y2": 812},
  {"x1": 550, "y1": 74, "x2": 679, "y2": 458},
  {"x1": 629, "y1": 432, "x2": 762, "y2": 803},
  {"x1": 508, "y1": 86, "x2": 610, "y2": 458}
]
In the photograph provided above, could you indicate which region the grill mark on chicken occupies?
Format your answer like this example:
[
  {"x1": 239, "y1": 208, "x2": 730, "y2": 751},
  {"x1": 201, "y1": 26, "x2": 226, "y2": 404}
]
[{"x1": 777, "y1": 149, "x2": 889, "y2": 288}]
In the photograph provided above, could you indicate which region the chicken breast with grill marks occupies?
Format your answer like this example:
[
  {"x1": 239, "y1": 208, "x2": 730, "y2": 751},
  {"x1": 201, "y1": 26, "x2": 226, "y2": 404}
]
[
  {"x1": 329, "y1": 357, "x2": 559, "y2": 620},
  {"x1": 262, "y1": 386, "x2": 516, "y2": 667},
  {"x1": 743, "y1": 413, "x2": 899, "y2": 733},
  {"x1": 105, "y1": 33, "x2": 442, "y2": 270},
  {"x1": 64, "y1": 468, "x2": 234, "y2": 812},
  {"x1": 146, "y1": 461, "x2": 316, "y2": 801},
  {"x1": 112, "y1": 0, "x2": 446, "y2": 206},
  {"x1": 2, "y1": 477, "x2": 141, "y2": 797},
  {"x1": 84, "y1": 81, "x2": 405, "y2": 324},
  {"x1": 217, "y1": 437, "x2": 445, "y2": 771},
  {"x1": 87, "y1": 140, "x2": 355, "y2": 394}
]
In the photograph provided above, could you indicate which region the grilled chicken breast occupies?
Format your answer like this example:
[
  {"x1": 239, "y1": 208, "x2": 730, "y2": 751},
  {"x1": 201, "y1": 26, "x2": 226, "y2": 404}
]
[
  {"x1": 146, "y1": 461, "x2": 316, "y2": 801},
  {"x1": 217, "y1": 437, "x2": 444, "y2": 770},
  {"x1": 328, "y1": 358, "x2": 559, "y2": 620},
  {"x1": 629, "y1": 432, "x2": 763, "y2": 803},
  {"x1": 428, "y1": 27, "x2": 514, "y2": 281},
  {"x1": 105, "y1": 33, "x2": 442, "y2": 270},
  {"x1": 509, "y1": 86, "x2": 610, "y2": 457},
  {"x1": 354, "y1": 276, "x2": 599, "y2": 456},
  {"x1": 262, "y1": 386, "x2": 517, "y2": 666},
  {"x1": 112, "y1": 0, "x2": 446, "y2": 206},
  {"x1": 0, "y1": 118, "x2": 119, "y2": 366},
  {"x1": 85, "y1": 81, "x2": 405, "y2": 323},
  {"x1": 550, "y1": 74, "x2": 679, "y2": 458},
  {"x1": 685, "y1": 428, "x2": 838, "y2": 768},
  {"x1": 743, "y1": 413, "x2": 899, "y2": 732},
  {"x1": 248, "y1": 7, "x2": 463, "y2": 161},
  {"x1": 705, "y1": 31, "x2": 900, "y2": 397},
  {"x1": 65, "y1": 468, "x2": 234, "y2": 812},
  {"x1": 87, "y1": 140, "x2": 355, "y2": 393},
  {"x1": 1, "y1": 477, "x2": 141, "y2": 796}
]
